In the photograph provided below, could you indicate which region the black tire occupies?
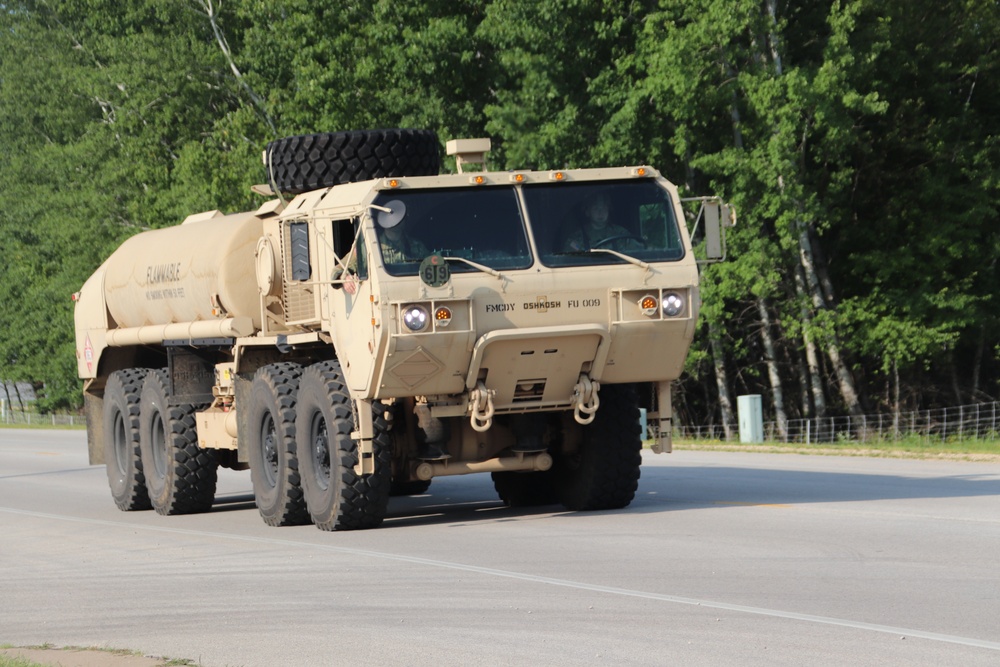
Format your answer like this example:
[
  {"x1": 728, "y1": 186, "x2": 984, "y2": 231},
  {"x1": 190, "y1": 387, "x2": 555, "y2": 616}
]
[
  {"x1": 390, "y1": 479, "x2": 432, "y2": 497},
  {"x1": 139, "y1": 370, "x2": 218, "y2": 515},
  {"x1": 553, "y1": 384, "x2": 643, "y2": 511},
  {"x1": 492, "y1": 471, "x2": 558, "y2": 508},
  {"x1": 296, "y1": 361, "x2": 392, "y2": 531},
  {"x1": 103, "y1": 369, "x2": 152, "y2": 511},
  {"x1": 247, "y1": 362, "x2": 309, "y2": 527},
  {"x1": 265, "y1": 129, "x2": 440, "y2": 194}
]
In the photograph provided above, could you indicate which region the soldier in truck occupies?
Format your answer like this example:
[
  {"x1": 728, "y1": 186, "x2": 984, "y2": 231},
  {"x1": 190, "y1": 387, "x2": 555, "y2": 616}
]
[
  {"x1": 375, "y1": 199, "x2": 430, "y2": 265},
  {"x1": 561, "y1": 191, "x2": 644, "y2": 254}
]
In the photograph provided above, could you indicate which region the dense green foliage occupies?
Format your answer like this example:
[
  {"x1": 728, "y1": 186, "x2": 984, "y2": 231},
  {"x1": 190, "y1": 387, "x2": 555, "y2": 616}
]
[{"x1": 1, "y1": 0, "x2": 997, "y2": 422}]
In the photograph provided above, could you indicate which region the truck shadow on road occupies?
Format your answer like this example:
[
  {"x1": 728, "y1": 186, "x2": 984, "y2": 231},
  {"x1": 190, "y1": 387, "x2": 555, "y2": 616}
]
[
  {"x1": 376, "y1": 464, "x2": 1000, "y2": 527},
  {"x1": 201, "y1": 464, "x2": 1000, "y2": 527}
]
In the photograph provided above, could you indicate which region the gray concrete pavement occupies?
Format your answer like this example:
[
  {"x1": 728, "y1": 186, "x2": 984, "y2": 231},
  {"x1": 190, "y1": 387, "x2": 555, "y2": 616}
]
[{"x1": 2, "y1": 429, "x2": 999, "y2": 666}]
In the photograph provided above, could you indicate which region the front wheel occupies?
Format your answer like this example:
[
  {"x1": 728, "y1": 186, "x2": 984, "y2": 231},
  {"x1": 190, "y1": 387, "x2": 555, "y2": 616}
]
[
  {"x1": 296, "y1": 361, "x2": 391, "y2": 531},
  {"x1": 553, "y1": 384, "x2": 642, "y2": 511},
  {"x1": 139, "y1": 370, "x2": 218, "y2": 515}
]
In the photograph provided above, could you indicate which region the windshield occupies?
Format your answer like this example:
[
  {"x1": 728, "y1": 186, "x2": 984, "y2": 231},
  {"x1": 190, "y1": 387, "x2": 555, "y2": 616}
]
[
  {"x1": 371, "y1": 188, "x2": 532, "y2": 276},
  {"x1": 522, "y1": 180, "x2": 685, "y2": 267}
]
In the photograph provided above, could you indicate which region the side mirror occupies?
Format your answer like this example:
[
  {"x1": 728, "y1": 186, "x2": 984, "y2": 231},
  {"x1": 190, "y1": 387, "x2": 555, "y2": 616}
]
[{"x1": 699, "y1": 200, "x2": 736, "y2": 262}]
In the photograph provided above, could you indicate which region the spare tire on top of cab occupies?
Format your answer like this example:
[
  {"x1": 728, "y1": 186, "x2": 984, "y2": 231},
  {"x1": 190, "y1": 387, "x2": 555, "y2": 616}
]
[{"x1": 265, "y1": 128, "x2": 441, "y2": 194}]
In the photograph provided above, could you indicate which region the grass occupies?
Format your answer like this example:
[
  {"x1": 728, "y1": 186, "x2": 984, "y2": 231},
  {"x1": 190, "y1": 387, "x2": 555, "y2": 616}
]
[
  {"x1": 0, "y1": 422, "x2": 86, "y2": 431},
  {"x1": 0, "y1": 645, "x2": 199, "y2": 667},
  {"x1": 670, "y1": 435, "x2": 1000, "y2": 461}
]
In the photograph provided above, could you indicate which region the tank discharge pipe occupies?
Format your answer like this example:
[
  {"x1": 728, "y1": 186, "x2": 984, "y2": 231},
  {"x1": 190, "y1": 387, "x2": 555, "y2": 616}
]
[
  {"x1": 105, "y1": 317, "x2": 254, "y2": 347},
  {"x1": 415, "y1": 452, "x2": 552, "y2": 481}
]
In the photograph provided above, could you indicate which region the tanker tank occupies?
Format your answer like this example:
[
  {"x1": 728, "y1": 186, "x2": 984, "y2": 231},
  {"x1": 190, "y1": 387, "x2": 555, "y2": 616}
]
[{"x1": 101, "y1": 211, "x2": 264, "y2": 330}]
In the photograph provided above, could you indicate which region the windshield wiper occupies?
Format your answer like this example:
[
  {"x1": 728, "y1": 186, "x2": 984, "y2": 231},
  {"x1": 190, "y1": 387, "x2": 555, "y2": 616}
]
[
  {"x1": 587, "y1": 248, "x2": 649, "y2": 269},
  {"x1": 440, "y1": 255, "x2": 505, "y2": 280},
  {"x1": 550, "y1": 249, "x2": 649, "y2": 269}
]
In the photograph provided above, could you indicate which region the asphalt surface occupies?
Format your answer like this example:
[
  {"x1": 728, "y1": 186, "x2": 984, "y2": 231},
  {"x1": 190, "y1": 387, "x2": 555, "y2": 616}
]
[{"x1": 2, "y1": 429, "x2": 999, "y2": 667}]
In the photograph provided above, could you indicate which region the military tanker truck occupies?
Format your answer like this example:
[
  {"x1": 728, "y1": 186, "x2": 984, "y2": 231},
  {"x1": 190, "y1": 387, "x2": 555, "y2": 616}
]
[{"x1": 74, "y1": 128, "x2": 732, "y2": 530}]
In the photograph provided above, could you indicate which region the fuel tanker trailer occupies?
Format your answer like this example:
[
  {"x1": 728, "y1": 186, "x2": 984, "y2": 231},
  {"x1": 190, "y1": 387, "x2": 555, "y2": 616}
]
[{"x1": 74, "y1": 128, "x2": 733, "y2": 530}]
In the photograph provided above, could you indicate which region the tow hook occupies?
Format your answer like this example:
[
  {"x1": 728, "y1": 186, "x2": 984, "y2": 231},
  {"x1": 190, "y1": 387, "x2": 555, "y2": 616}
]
[
  {"x1": 572, "y1": 374, "x2": 600, "y2": 425},
  {"x1": 469, "y1": 381, "x2": 496, "y2": 432}
]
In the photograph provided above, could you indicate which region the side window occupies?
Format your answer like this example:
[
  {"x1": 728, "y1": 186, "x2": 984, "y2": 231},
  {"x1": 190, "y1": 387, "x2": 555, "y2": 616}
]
[
  {"x1": 639, "y1": 203, "x2": 679, "y2": 250},
  {"x1": 355, "y1": 232, "x2": 368, "y2": 280},
  {"x1": 332, "y1": 218, "x2": 367, "y2": 280}
]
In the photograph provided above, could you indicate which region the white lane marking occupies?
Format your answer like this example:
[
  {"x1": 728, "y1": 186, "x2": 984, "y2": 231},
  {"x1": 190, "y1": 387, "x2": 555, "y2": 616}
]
[{"x1": 4, "y1": 506, "x2": 999, "y2": 651}]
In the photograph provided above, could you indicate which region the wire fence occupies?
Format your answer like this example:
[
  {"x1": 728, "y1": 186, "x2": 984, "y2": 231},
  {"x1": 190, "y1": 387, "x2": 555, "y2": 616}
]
[
  {"x1": 675, "y1": 401, "x2": 1000, "y2": 444},
  {"x1": 4, "y1": 400, "x2": 1000, "y2": 442},
  {"x1": 0, "y1": 408, "x2": 82, "y2": 427}
]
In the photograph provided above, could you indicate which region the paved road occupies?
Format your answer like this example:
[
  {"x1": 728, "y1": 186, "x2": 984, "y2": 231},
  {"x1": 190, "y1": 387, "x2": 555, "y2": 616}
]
[{"x1": 2, "y1": 429, "x2": 999, "y2": 667}]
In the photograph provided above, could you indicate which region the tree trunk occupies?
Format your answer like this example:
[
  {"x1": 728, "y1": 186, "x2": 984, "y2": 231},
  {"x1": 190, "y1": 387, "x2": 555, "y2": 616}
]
[
  {"x1": 796, "y1": 220, "x2": 863, "y2": 416},
  {"x1": 708, "y1": 320, "x2": 734, "y2": 440},
  {"x1": 1, "y1": 380, "x2": 11, "y2": 423},
  {"x1": 766, "y1": 0, "x2": 863, "y2": 418},
  {"x1": 12, "y1": 381, "x2": 26, "y2": 414},
  {"x1": 949, "y1": 351, "x2": 963, "y2": 405},
  {"x1": 972, "y1": 325, "x2": 984, "y2": 396},
  {"x1": 757, "y1": 298, "x2": 788, "y2": 440},
  {"x1": 795, "y1": 264, "x2": 827, "y2": 418},
  {"x1": 794, "y1": 347, "x2": 812, "y2": 419},
  {"x1": 892, "y1": 359, "x2": 901, "y2": 438}
]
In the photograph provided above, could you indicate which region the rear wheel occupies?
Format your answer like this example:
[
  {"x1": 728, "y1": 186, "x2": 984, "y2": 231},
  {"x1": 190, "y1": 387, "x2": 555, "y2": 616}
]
[
  {"x1": 102, "y1": 369, "x2": 151, "y2": 511},
  {"x1": 553, "y1": 384, "x2": 642, "y2": 511},
  {"x1": 248, "y1": 363, "x2": 309, "y2": 526},
  {"x1": 296, "y1": 361, "x2": 391, "y2": 530},
  {"x1": 139, "y1": 370, "x2": 218, "y2": 515}
]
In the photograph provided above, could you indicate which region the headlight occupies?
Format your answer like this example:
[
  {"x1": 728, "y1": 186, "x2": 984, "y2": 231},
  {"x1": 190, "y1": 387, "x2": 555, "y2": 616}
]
[
  {"x1": 402, "y1": 305, "x2": 430, "y2": 332},
  {"x1": 662, "y1": 292, "x2": 684, "y2": 317},
  {"x1": 638, "y1": 295, "x2": 659, "y2": 317}
]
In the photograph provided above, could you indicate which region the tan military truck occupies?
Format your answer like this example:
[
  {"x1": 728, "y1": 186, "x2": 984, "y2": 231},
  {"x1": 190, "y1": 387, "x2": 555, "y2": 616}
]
[{"x1": 74, "y1": 128, "x2": 732, "y2": 530}]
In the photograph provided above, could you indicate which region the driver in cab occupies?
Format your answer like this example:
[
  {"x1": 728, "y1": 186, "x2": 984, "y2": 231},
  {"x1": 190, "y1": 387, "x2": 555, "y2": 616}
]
[
  {"x1": 377, "y1": 200, "x2": 429, "y2": 264},
  {"x1": 333, "y1": 199, "x2": 428, "y2": 293},
  {"x1": 562, "y1": 192, "x2": 643, "y2": 253}
]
